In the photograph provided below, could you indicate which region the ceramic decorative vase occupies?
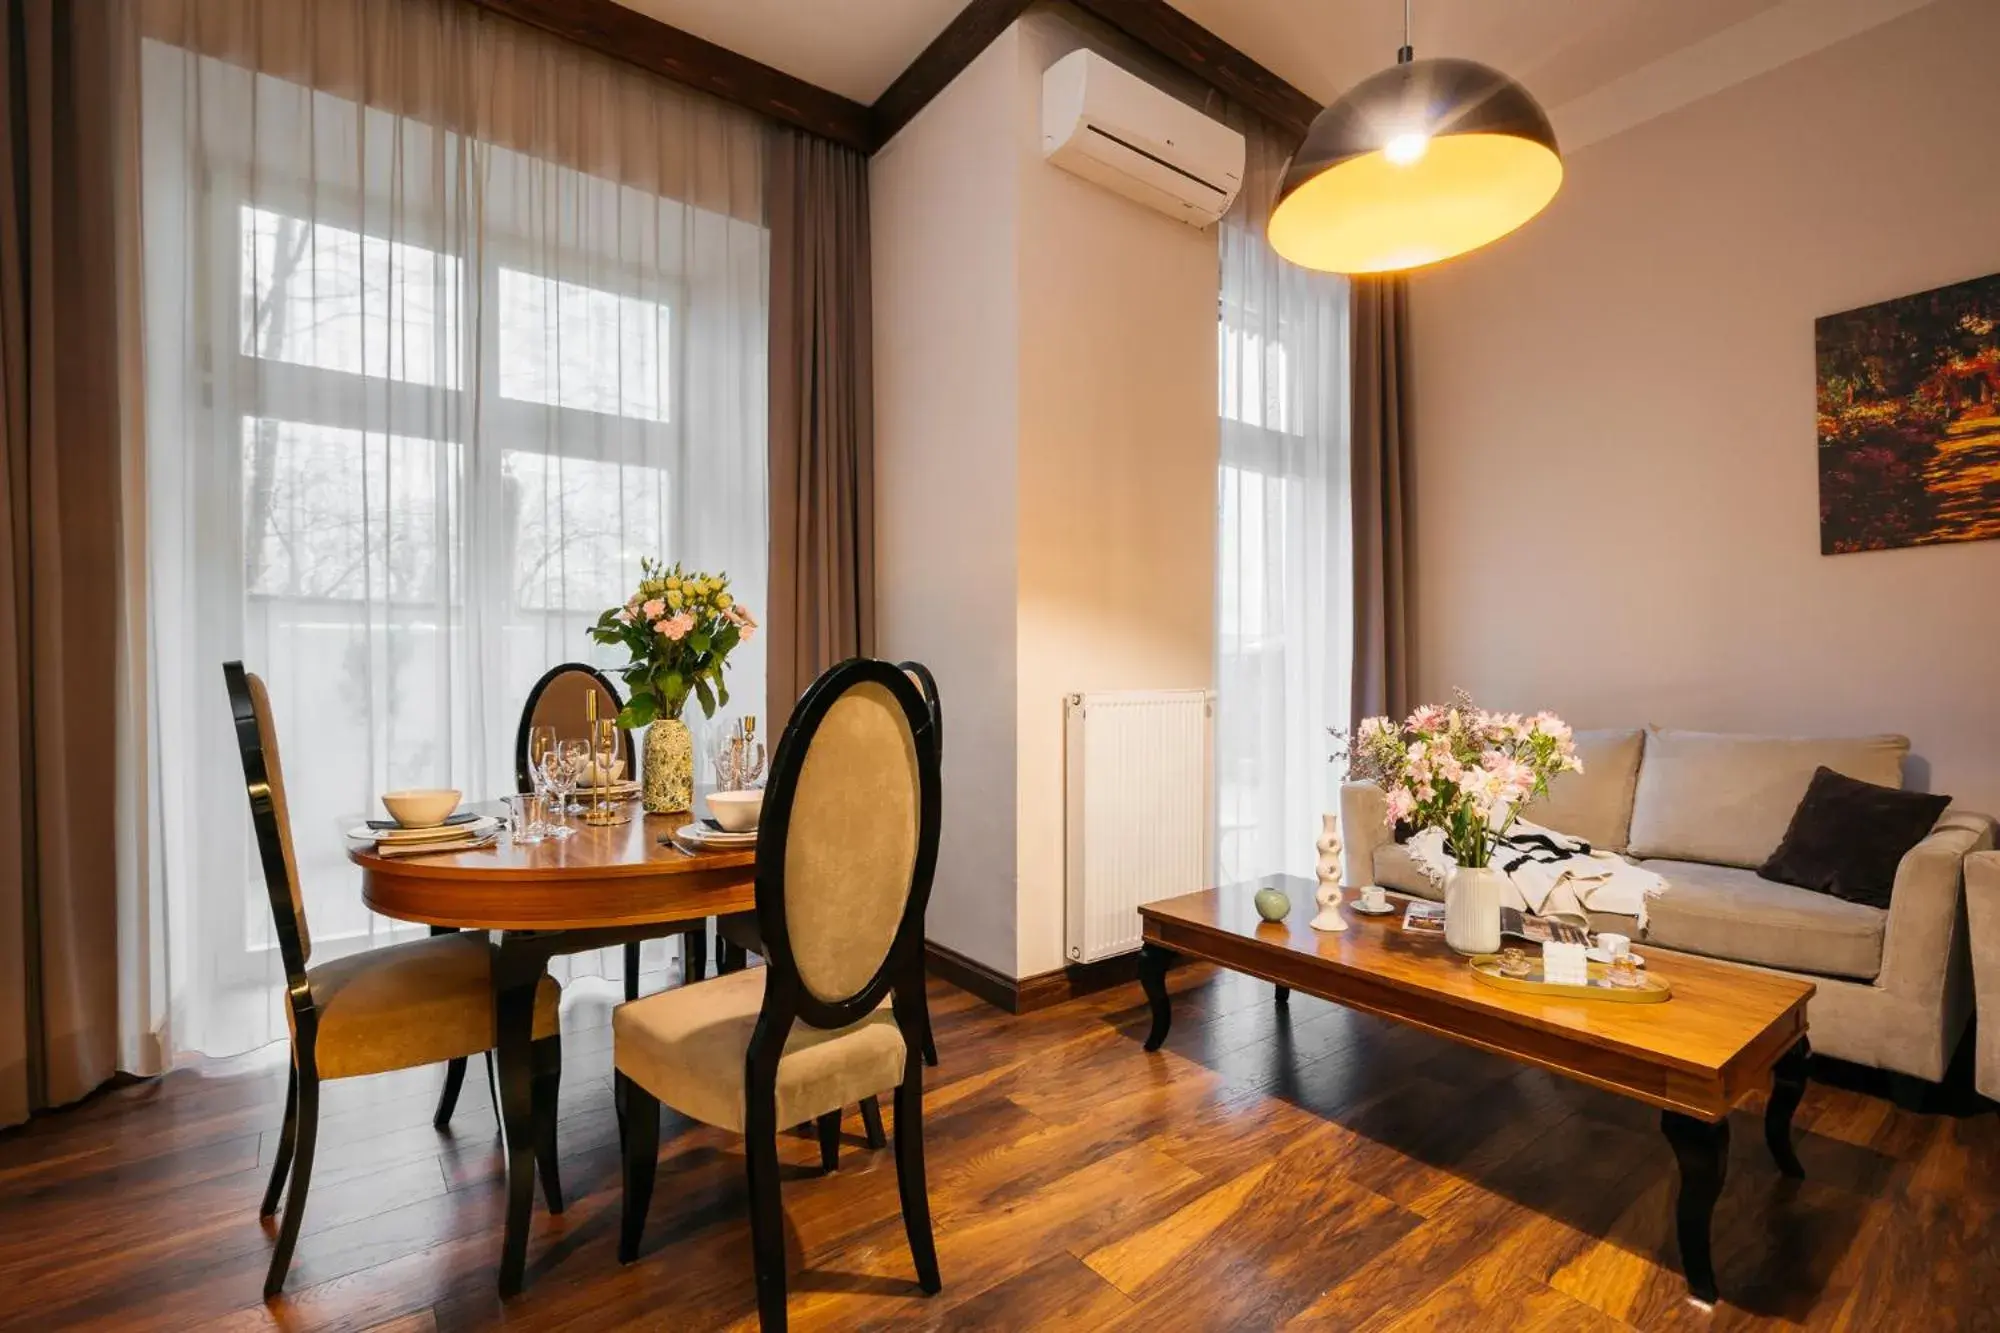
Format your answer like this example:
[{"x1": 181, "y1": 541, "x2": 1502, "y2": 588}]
[
  {"x1": 1444, "y1": 865, "x2": 1505, "y2": 955},
  {"x1": 1253, "y1": 887, "x2": 1292, "y2": 922},
  {"x1": 1311, "y1": 812, "x2": 1347, "y2": 932},
  {"x1": 643, "y1": 715, "x2": 693, "y2": 814}
]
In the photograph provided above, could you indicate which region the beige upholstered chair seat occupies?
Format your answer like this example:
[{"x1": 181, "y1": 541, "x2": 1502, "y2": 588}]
[
  {"x1": 302, "y1": 932, "x2": 561, "y2": 1080},
  {"x1": 615, "y1": 967, "x2": 905, "y2": 1133}
]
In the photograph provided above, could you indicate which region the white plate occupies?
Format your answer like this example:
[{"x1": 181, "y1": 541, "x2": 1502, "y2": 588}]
[
  {"x1": 676, "y1": 823, "x2": 758, "y2": 847},
  {"x1": 1349, "y1": 899, "x2": 1398, "y2": 916},
  {"x1": 1585, "y1": 947, "x2": 1646, "y2": 967},
  {"x1": 349, "y1": 816, "x2": 499, "y2": 843}
]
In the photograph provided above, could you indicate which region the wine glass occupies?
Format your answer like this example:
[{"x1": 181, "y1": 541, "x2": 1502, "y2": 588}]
[
  {"x1": 558, "y1": 739, "x2": 590, "y2": 816},
  {"x1": 539, "y1": 741, "x2": 581, "y2": 839}
]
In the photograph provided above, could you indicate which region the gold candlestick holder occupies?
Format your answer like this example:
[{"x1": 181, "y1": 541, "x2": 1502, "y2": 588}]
[{"x1": 583, "y1": 689, "x2": 630, "y2": 826}]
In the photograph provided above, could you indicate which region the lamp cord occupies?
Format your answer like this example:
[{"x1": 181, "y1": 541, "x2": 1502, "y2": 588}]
[{"x1": 1398, "y1": 0, "x2": 1413, "y2": 64}]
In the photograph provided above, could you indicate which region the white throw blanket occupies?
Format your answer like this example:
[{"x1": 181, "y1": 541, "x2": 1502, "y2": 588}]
[{"x1": 1406, "y1": 820, "x2": 1668, "y2": 929}]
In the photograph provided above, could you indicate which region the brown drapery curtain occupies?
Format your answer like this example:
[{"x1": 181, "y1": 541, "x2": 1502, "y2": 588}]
[
  {"x1": 1350, "y1": 275, "x2": 1413, "y2": 730},
  {"x1": 766, "y1": 129, "x2": 875, "y2": 730},
  {"x1": 1, "y1": 0, "x2": 130, "y2": 1127}
]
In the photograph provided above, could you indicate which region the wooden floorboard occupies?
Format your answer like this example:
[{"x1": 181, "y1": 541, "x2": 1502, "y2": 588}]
[{"x1": 2, "y1": 966, "x2": 1996, "y2": 1330}]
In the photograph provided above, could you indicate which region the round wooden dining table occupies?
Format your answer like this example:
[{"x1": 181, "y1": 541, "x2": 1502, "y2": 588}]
[{"x1": 349, "y1": 807, "x2": 755, "y2": 1297}]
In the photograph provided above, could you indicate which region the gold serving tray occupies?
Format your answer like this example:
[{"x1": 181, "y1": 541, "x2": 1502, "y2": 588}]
[{"x1": 1470, "y1": 957, "x2": 1672, "y2": 1004}]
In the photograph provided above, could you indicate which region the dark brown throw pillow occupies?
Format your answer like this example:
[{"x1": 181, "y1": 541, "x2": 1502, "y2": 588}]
[{"x1": 1758, "y1": 766, "x2": 1950, "y2": 909}]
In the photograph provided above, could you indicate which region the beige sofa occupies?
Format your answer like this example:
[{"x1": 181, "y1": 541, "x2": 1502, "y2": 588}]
[
  {"x1": 1965, "y1": 852, "x2": 2000, "y2": 1102},
  {"x1": 1341, "y1": 728, "x2": 1995, "y2": 1088}
]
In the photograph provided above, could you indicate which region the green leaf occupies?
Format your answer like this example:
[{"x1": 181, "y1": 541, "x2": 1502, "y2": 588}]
[
  {"x1": 692, "y1": 674, "x2": 716, "y2": 718},
  {"x1": 617, "y1": 694, "x2": 658, "y2": 729},
  {"x1": 690, "y1": 630, "x2": 712, "y2": 654}
]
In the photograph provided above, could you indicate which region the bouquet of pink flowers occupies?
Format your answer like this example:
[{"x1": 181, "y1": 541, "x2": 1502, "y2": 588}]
[
  {"x1": 589, "y1": 558, "x2": 756, "y2": 728},
  {"x1": 1346, "y1": 693, "x2": 1581, "y2": 868}
]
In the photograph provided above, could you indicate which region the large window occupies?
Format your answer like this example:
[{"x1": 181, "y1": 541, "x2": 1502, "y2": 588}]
[{"x1": 142, "y1": 38, "x2": 769, "y2": 1053}]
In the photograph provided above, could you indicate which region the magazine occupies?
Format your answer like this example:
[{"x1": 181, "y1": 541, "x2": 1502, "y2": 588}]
[
  {"x1": 1401, "y1": 902, "x2": 1446, "y2": 934},
  {"x1": 1400, "y1": 901, "x2": 1590, "y2": 945},
  {"x1": 1501, "y1": 907, "x2": 1590, "y2": 945}
]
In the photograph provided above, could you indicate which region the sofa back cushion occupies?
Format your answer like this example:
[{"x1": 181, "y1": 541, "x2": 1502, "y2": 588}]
[
  {"x1": 1522, "y1": 729, "x2": 1645, "y2": 852},
  {"x1": 1625, "y1": 729, "x2": 1909, "y2": 868}
]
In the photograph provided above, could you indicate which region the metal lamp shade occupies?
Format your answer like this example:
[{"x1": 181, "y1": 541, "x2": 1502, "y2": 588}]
[{"x1": 1268, "y1": 57, "x2": 1562, "y2": 275}]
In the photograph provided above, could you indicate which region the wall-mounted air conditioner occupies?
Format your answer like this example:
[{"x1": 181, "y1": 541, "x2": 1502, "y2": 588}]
[{"x1": 1040, "y1": 48, "x2": 1245, "y2": 228}]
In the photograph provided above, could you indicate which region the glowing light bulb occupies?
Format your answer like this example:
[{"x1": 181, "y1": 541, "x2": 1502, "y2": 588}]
[{"x1": 1383, "y1": 132, "x2": 1429, "y2": 166}]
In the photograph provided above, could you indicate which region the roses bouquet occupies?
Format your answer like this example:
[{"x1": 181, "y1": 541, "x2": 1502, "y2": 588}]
[
  {"x1": 589, "y1": 558, "x2": 756, "y2": 730},
  {"x1": 1346, "y1": 693, "x2": 1581, "y2": 868}
]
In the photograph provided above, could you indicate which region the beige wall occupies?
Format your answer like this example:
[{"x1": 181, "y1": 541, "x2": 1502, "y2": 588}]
[
  {"x1": 1408, "y1": 0, "x2": 2000, "y2": 816},
  {"x1": 872, "y1": 32, "x2": 1024, "y2": 975},
  {"x1": 873, "y1": 16, "x2": 1219, "y2": 979},
  {"x1": 1012, "y1": 14, "x2": 1218, "y2": 978}
]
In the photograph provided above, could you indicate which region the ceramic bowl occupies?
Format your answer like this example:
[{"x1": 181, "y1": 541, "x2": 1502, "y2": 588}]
[
  {"x1": 587, "y1": 756, "x2": 628, "y2": 786},
  {"x1": 381, "y1": 788, "x2": 461, "y2": 829},
  {"x1": 708, "y1": 789, "x2": 763, "y2": 833}
]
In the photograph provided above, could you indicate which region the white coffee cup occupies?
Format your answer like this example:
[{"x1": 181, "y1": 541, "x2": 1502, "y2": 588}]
[
  {"x1": 1359, "y1": 884, "x2": 1389, "y2": 912},
  {"x1": 1597, "y1": 932, "x2": 1631, "y2": 958}
]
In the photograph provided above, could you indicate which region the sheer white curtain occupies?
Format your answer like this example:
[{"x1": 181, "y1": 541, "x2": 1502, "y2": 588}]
[
  {"x1": 137, "y1": 0, "x2": 768, "y2": 1058},
  {"x1": 1215, "y1": 123, "x2": 1353, "y2": 883}
]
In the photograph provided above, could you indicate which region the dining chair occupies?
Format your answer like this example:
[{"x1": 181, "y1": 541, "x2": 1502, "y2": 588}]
[
  {"x1": 612, "y1": 658, "x2": 943, "y2": 1331},
  {"x1": 512, "y1": 662, "x2": 709, "y2": 1008},
  {"x1": 716, "y1": 660, "x2": 943, "y2": 1071},
  {"x1": 711, "y1": 661, "x2": 942, "y2": 1163},
  {"x1": 222, "y1": 661, "x2": 565, "y2": 1299}
]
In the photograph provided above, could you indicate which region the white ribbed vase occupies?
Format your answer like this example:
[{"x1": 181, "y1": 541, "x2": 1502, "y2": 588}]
[{"x1": 1444, "y1": 865, "x2": 1504, "y2": 956}]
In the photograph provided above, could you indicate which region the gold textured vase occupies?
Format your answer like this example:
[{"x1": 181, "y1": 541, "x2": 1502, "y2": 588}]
[{"x1": 643, "y1": 716, "x2": 693, "y2": 814}]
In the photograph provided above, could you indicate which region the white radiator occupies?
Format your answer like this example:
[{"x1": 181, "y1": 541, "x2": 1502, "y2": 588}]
[{"x1": 1064, "y1": 690, "x2": 1215, "y2": 964}]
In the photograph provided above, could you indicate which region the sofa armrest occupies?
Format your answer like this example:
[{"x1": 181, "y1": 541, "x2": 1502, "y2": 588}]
[
  {"x1": 1878, "y1": 810, "x2": 1996, "y2": 1001},
  {"x1": 1966, "y1": 851, "x2": 2000, "y2": 1100},
  {"x1": 1340, "y1": 781, "x2": 1389, "y2": 890}
]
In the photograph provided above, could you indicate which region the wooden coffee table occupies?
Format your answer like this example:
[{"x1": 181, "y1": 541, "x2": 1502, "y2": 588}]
[{"x1": 1137, "y1": 876, "x2": 1815, "y2": 1305}]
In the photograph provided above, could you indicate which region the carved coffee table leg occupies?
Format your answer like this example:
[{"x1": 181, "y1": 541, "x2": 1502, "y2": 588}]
[
  {"x1": 1661, "y1": 1110, "x2": 1730, "y2": 1305},
  {"x1": 1764, "y1": 1037, "x2": 1810, "y2": 1179},
  {"x1": 1139, "y1": 943, "x2": 1173, "y2": 1052}
]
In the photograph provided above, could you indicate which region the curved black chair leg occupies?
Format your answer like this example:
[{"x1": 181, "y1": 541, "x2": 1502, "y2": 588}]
[
  {"x1": 919, "y1": 992, "x2": 939, "y2": 1068},
  {"x1": 624, "y1": 941, "x2": 642, "y2": 1002},
  {"x1": 860, "y1": 1096, "x2": 887, "y2": 1149},
  {"x1": 484, "y1": 1051, "x2": 502, "y2": 1135},
  {"x1": 434, "y1": 1058, "x2": 468, "y2": 1129},
  {"x1": 746, "y1": 1109, "x2": 789, "y2": 1329},
  {"x1": 260, "y1": 1062, "x2": 299, "y2": 1218},
  {"x1": 893, "y1": 1067, "x2": 941, "y2": 1295},
  {"x1": 615, "y1": 1072, "x2": 659, "y2": 1263},
  {"x1": 533, "y1": 1033, "x2": 564, "y2": 1214},
  {"x1": 263, "y1": 1065, "x2": 319, "y2": 1298},
  {"x1": 816, "y1": 1110, "x2": 842, "y2": 1172}
]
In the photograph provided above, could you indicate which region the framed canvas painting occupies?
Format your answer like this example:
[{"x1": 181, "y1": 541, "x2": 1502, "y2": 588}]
[{"x1": 1816, "y1": 271, "x2": 2000, "y2": 554}]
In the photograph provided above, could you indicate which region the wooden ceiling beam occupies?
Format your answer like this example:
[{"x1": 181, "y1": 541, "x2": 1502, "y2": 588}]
[
  {"x1": 463, "y1": 0, "x2": 1318, "y2": 159},
  {"x1": 1068, "y1": 0, "x2": 1318, "y2": 142},
  {"x1": 465, "y1": 0, "x2": 874, "y2": 152},
  {"x1": 869, "y1": 0, "x2": 1036, "y2": 151}
]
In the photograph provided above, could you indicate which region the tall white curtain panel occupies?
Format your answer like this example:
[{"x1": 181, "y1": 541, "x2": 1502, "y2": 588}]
[
  {"x1": 135, "y1": 0, "x2": 769, "y2": 1058},
  {"x1": 1214, "y1": 120, "x2": 1353, "y2": 884}
]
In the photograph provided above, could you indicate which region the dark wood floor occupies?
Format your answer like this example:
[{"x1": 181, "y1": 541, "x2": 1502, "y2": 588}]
[{"x1": 4, "y1": 962, "x2": 1997, "y2": 1332}]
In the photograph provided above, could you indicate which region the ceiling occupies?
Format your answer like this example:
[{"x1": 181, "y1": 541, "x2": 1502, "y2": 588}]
[{"x1": 611, "y1": 0, "x2": 1928, "y2": 135}]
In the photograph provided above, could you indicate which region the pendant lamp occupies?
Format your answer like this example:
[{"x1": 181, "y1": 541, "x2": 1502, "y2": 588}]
[{"x1": 1268, "y1": 1, "x2": 1561, "y2": 274}]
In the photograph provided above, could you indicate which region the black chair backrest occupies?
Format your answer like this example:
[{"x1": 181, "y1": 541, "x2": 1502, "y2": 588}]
[
  {"x1": 750, "y1": 658, "x2": 941, "y2": 1044},
  {"x1": 897, "y1": 661, "x2": 942, "y2": 759},
  {"x1": 515, "y1": 662, "x2": 633, "y2": 793},
  {"x1": 223, "y1": 661, "x2": 313, "y2": 992}
]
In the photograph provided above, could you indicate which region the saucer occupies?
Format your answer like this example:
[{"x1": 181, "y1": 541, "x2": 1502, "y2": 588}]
[
  {"x1": 1349, "y1": 899, "x2": 1397, "y2": 916},
  {"x1": 676, "y1": 822, "x2": 758, "y2": 848},
  {"x1": 1585, "y1": 947, "x2": 1645, "y2": 967}
]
